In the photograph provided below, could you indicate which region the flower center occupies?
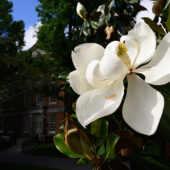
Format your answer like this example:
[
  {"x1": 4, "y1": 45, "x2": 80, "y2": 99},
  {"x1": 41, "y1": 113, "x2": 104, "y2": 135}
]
[
  {"x1": 117, "y1": 42, "x2": 131, "y2": 70},
  {"x1": 117, "y1": 42, "x2": 128, "y2": 57}
]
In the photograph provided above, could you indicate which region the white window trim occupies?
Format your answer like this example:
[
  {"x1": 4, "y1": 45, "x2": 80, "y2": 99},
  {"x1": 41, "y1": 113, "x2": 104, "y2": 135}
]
[
  {"x1": 48, "y1": 113, "x2": 56, "y2": 134},
  {"x1": 49, "y1": 97, "x2": 57, "y2": 105}
]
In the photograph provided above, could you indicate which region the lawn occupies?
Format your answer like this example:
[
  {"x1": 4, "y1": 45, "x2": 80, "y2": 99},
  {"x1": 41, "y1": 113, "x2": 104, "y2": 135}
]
[
  {"x1": 25, "y1": 142, "x2": 66, "y2": 158},
  {"x1": 0, "y1": 161, "x2": 62, "y2": 170}
]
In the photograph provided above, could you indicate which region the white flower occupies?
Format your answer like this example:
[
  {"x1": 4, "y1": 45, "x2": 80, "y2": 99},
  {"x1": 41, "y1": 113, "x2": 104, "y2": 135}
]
[
  {"x1": 76, "y1": 2, "x2": 87, "y2": 19},
  {"x1": 68, "y1": 22, "x2": 170, "y2": 135}
]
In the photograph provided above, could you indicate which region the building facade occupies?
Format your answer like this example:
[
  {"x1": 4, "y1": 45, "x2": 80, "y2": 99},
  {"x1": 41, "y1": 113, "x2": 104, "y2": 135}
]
[{"x1": 0, "y1": 90, "x2": 65, "y2": 139}]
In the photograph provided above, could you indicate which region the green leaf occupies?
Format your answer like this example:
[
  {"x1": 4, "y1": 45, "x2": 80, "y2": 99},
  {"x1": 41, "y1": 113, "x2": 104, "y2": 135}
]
[
  {"x1": 142, "y1": 156, "x2": 170, "y2": 169},
  {"x1": 105, "y1": 133, "x2": 119, "y2": 160},
  {"x1": 84, "y1": 20, "x2": 90, "y2": 27},
  {"x1": 90, "y1": 11, "x2": 102, "y2": 21},
  {"x1": 130, "y1": 153, "x2": 170, "y2": 170},
  {"x1": 143, "y1": 142, "x2": 162, "y2": 158},
  {"x1": 157, "y1": 90, "x2": 170, "y2": 141},
  {"x1": 77, "y1": 158, "x2": 87, "y2": 165},
  {"x1": 59, "y1": 124, "x2": 64, "y2": 133},
  {"x1": 77, "y1": 158, "x2": 93, "y2": 166},
  {"x1": 59, "y1": 72, "x2": 68, "y2": 81},
  {"x1": 83, "y1": 27, "x2": 91, "y2": 36},
  {"x1": 108, "y1": 0, "x2": 115, "y2": 11},
  {"x1": 90, "y1": 21, "x2": 99, "y2": 29},
  {"x1": 166, "y1": 7, "x2": 170, "y2": 31},
  {"x1": 53, "y1": 134, "x2": 82, "y2": 158},
  {"x1": 91, "y1": 119, "x2": 102, "y2": 137},
  {"x1": 71, "y1": 114, "x2": 77, "y2": 119},
  {"x1": 90, "y1": 119, "x2": 108, "y2": 146},
  {"x1": 142, "y1": 17, "x2": 166, "y2": 35},
  {"x1": 97, "y1": 144, "x2": 106, "y2": 159},
  {"x1": 133, "y1": 4, "x2": 147, "y2": 11},
  {"x1": 164, "y1": 0, "x2": 170, "y2": 11},
  {"x1": 125, "y1": 0, "x2": 139, "y2": 4}
]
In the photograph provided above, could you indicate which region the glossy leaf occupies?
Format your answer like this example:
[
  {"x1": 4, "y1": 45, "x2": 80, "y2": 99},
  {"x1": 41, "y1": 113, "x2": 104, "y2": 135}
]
[
  {"x1": 97, "y1": 144, "x2": 106, "y2": 159},
  {"x1": 59, "y1": 124, "x2": 64, "y2": 133},
  {"x1": 143, "y1": 141, "x2": 162, "y2": 158},
  {"x1": 142, "y1": 17, "x2": 166, "y2": 35},
  {"x1": 125, "y1": 0, "x2": 139, "y2": 4},
  {"x1": 164, "y1": 0, "x2": 170, "y2": 11},
  {"x1": 108, "y1": 0, "x2": 115, "y2": 11},
  {"x1": 130, "y1": 153, "x2": 170, "y2": 170},
  {"x1": 53, "y1": 134, "x2": 82, "y2": 158},
  {"x1": 142, "y1": 156, "x2": 170, "y2": 169},
  {"x1": 166, "y1": 7, "x2": 170, "y2": 31},
  {"x1": 91, "y1": 21, "x2": 99, "y2": 29},
  {"x1": 105, "y1": 133, "x2": 120, "y2": 160},
  {"x1": 90, "y1": 119, "x2": 108, "y2": 146}
]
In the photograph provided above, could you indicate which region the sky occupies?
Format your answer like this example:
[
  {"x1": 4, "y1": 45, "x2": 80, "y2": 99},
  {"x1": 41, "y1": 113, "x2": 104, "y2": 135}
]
[
  {"x1": 10, "y1": 0, "x2": 40, "y2": 30},
  {"x1": 9, "y1": 0, "x2": 155, "y2": 51}
]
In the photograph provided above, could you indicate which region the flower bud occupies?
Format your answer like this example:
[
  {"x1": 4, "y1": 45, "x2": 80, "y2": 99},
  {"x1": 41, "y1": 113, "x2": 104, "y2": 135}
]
[
  {"x1": 76, "y1": 2, "x2": 87, "y2": 19},
  {"x1": 105, "y1": 26, "x2": 114, "y2": 40},
  {"x1": 97, "y1": 4, "x2": 105, "y2": 18},
  {"x1": 64, "y1": 113, "x2": 94, "y2": 160},
  {"x1": 65, "y1": 127, "x2": 94, "y2": 160}
]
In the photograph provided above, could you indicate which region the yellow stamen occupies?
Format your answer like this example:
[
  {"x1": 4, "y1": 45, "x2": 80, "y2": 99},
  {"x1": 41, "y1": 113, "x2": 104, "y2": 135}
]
[
  {"x1": 117, "y1": 42, "x2": 128, "y2": 57},
  {"x1": 117, "y1": 42, "x2": 131, "y2": 69},
  {"x1": 106, "y1": 94, "x2": 117, "y2": 99}
]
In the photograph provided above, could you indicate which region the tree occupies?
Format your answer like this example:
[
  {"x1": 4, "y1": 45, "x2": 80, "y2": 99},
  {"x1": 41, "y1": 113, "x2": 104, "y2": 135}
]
[
  {"x1": 0, "y1": 0, "x2": 25, "y2": 101},
  {"x1": 0, "y1": 0, "x2": 25, "y2": 55}
]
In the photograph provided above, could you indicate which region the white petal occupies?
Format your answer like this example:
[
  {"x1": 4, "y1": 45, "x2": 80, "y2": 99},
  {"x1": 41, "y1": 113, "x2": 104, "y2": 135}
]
[
  {"x1": 76, "y1": 79, "x2": 124, "y2": 127},
  {"x1": 125, "y1": 22, "x2": 156, "y2": 68},
  {"x1": 120, "y1": 36, "x2": 140, "y2": 65},
  {"x1": 136, "y1": 33, "x2": 170, "y2": 85},
  {"x1": 86, "y1": 59, "x2": 112, "y2": 88},
  {"x1": 68, "y1": 70, "x2": 93, "y2": 95},
  {"x1": 100, "y1": 41, "x2": 129, "y2": 82},
  {"x1": 123, "y1": 74, "x2": 164, "y2": 135},
  {"x1": 86, "y1": 60, "x2": 100, "y2": 87},
  {"x1": 72, "y1": 43, "x2": 104, "y2": 72}
]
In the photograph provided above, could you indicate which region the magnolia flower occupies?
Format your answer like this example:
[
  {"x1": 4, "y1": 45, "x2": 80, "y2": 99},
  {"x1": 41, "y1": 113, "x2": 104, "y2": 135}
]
[
  {"x1": 68, "y1": 22, "x2": 170, "y2": 135},
  {"x1": 76, "y1": 2, "x2": 87, "y2": 19}
]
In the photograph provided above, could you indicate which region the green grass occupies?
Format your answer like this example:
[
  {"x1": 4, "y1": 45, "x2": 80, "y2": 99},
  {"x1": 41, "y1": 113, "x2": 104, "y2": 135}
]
[
  {"x1": 0, "y1": 161, "x2": 62, "y2": 170},
  {"x1": 25, "y1": 143, "x2": 66, "y2": 158}
]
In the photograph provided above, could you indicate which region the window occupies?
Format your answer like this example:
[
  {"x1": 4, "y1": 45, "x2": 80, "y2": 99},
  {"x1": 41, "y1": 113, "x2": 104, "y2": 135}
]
[
  {"x1": 48, "y1": 113, "x2": 56, "y2": 134},
  {"x1": 49, "y1": 96, "x2": 57, "y2": 105}
]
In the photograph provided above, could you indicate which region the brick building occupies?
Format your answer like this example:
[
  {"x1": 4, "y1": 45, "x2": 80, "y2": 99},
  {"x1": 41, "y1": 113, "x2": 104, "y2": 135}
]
[{"x1": 0, "y1": 89, "x2": 65, "y2": 139}]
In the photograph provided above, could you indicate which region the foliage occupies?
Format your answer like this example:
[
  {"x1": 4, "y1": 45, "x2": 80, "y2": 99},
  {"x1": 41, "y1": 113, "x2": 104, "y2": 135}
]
[
  {"x1": 0, "y1": 0, "x2": 25, "y2": 54},
  {"x1": 0, "y1": 0, "x2": 25, "y2": 103}
]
